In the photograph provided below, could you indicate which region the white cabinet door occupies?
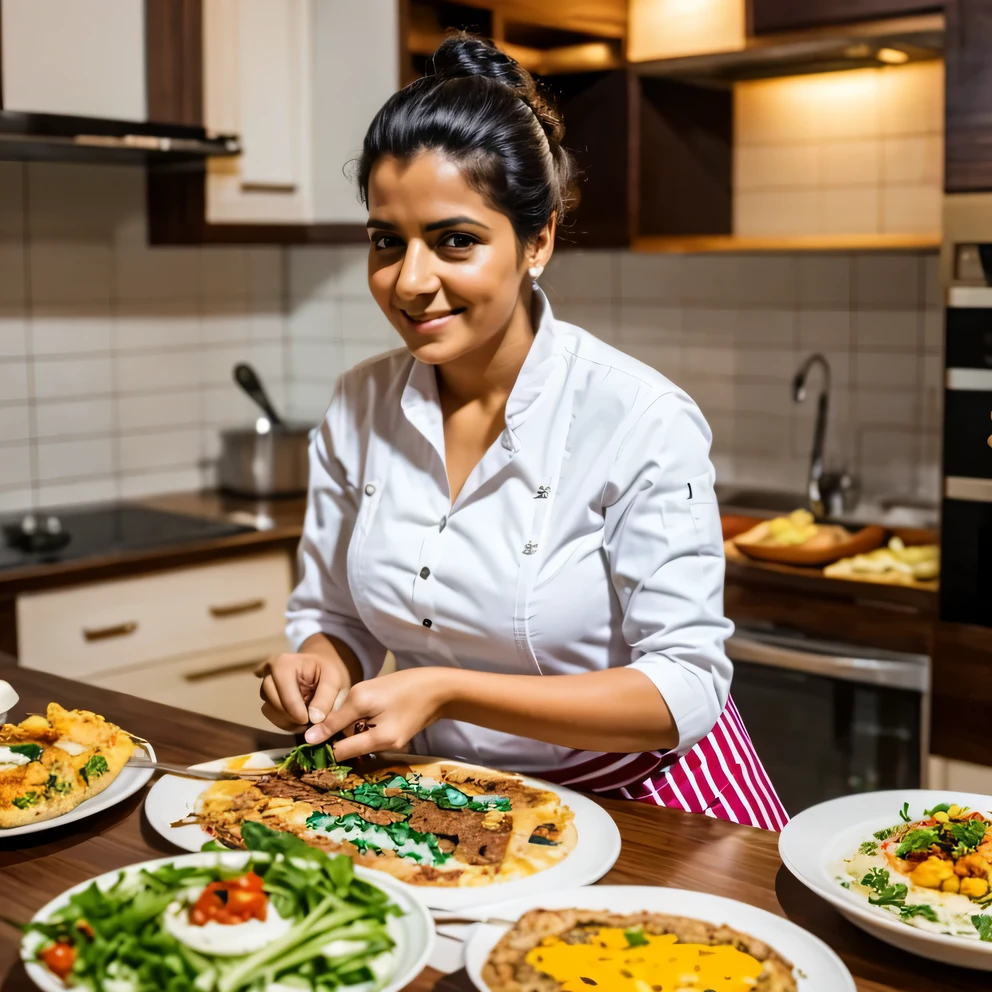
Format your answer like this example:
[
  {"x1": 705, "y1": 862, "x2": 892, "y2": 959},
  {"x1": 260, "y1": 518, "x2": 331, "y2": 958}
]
[
  {"x1": 1, "y1": 0, "x2": 146, "y2": 120},
  {"x1": 204, "y1": 0, "x2": 314, "y2": 224}
]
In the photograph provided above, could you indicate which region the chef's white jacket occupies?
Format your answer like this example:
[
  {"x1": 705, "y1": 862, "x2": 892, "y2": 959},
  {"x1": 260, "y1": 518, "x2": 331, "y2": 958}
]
[{"x1": 286, "y1": 289, "x2": 734, "y2": 772}]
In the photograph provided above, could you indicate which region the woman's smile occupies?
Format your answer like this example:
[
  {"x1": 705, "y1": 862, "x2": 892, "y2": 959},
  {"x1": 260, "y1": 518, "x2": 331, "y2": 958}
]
[{"x1": 397, "y1": 307, "x2": 467, "y2": 334}]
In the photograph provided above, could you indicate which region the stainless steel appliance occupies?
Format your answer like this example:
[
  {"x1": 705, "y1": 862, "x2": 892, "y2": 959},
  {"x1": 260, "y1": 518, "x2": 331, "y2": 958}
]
[
  {"x1": 217, "y1": 364, "x2": 312, "y2": 499},
  {"x1": 727, "y1": 627, "x2": 929, "y2": 816}
]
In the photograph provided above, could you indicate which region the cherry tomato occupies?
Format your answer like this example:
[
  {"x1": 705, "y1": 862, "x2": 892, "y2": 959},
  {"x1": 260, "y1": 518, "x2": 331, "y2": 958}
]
[
  {"x1": 41, "y1": 941, "x2": 75, "y2": 980},
  {"x1": 190, "y1": 872, "x2": 268, "y2": 926}
]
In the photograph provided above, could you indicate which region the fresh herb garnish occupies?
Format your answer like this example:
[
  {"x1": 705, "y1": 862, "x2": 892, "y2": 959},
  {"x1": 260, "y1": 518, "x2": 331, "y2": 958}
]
[
  {"x1": 973, "y1": 916, "x2": 992, "y2": 942},
  {"x1": 860, "y1": 868, "x2": 909, "y2": 908},
  {"x1": 861, "y1": 868, "x2": 891, "y2": 893},
  {"x1": 305, "y1": 811, "x2": 453, "y2": 866},
  {"x1": 895, "y1": 828, "x2": 940, "y2": 859},
  {"x1": 873, "y1": 826, "x2": 895, "y2": 841},
  {"x1": 80, "y1": 755, "x2": 108, "y2": 785},
  {"x1": 859, "y1": 841, "x2": 879, "y2": 856},
  {"x1": 9, "y1": 743, "x2": 42, "y2": 762},
  {"x1": 624, "y1": 927, "x2": 649, "y2": 948},
  {"x1": 899, "y1": 802, "x2": 912, "y2": 823},
  {"x1": 924, "y1": 803, "x2": 951, "y2": 817},
  {"x1": 12, "y1": 791, "x2": 40, "y2": 810},
  {"x1": 45, "y1": 775, "x2": 71, "y2": 796},
  {"x1": 280, "y1": 743, "x2": 349, "y2": 776},
  {"x1": 949, "y1": 819, "x2": 988, "y2": 858},
  {"x1": 900, "y1": 904, "x2": 939, "y2": 922}
]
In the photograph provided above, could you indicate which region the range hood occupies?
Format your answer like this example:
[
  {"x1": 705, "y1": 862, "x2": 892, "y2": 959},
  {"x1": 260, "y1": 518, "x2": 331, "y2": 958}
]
[
  {"x1": 635, "y1": 13, "x2": 944, "y2": 85},
  {"x1": 0, "y1": 110, "x2": 239, "y2": 165}
]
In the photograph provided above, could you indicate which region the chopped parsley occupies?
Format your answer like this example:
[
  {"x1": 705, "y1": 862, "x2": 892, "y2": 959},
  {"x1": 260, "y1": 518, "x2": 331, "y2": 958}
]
[
  {"x1": 861, "y1": 868, "x2": 909, "y2": 908},
  {"x1": 624, "y1": 927, "x2": 649, "y2": 948},
  {"x1": 895, "y1": 827, "x2": 940, "y2": 859},
  {"x1": 280, "y1": 743, "x2": 349, "y2": 776},
  {"x1": 8, "y1": 743, "x2": 42, "y2": 762},
  {"x1": 900, "y1": 904, "x2": 939, "y2": 922},
  {"x1": 80, "y1": 754, "x2": 109, "y2": 785},
  {"x1": 12, "y1": 791, "x2": 40, "y2": 810},
  {"x1": 973, "y1": 916, "x2": 992, "y2": 942},
  {"x1": 949, "y1": 819, "x2": 988, "y2": 858},
  {"x1": 305, "y1": 811, "x2": 453, "y2": 865},
  {"x1": 873, "y1": 826, "x2": 895, "y2": 841},
  {"x1": 859, "y1": 841, "x2": 879, "y2": 856},
  {"x1": 46, "y1": 774, "x2": 72, "y2": 796}
]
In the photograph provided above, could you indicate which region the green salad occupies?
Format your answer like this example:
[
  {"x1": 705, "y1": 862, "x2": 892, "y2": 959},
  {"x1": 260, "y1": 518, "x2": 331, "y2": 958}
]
[{"x1": 20, "y1": 822, "x2": 403, "y2": 992}]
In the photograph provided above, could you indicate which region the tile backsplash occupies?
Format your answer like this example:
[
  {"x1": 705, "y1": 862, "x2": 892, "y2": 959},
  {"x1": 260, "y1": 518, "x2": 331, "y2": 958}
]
[{"x1": 0, "y1": 160, "x2": 942, "y2": 513}]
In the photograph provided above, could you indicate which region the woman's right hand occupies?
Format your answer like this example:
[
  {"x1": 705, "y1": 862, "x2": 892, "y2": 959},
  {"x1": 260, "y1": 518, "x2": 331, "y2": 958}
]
[{"x1": 257, "y1": 652, "x2": 351, "y2": 732}]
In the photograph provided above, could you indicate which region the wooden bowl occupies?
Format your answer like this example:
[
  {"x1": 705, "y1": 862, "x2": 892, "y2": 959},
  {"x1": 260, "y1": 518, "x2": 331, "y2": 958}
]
[
  {"x1": 721, "y1": 514, "x2": 762, "y2": 542},
  {"x1": 733, "y1": 522, "x2": 886, "y2": 567}
]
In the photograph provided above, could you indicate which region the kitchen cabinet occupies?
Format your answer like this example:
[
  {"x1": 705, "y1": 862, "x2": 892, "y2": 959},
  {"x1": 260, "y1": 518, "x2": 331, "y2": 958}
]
[
  {"x1": 147, "y1": 0, "x2": 398, "y2": 242},
  {"x1": 1, "y1": 0, "x2": 146, "y2": 120},
  {"x1": 945, "y1": 0, "x2": 992, "y2": 192},
  {"x1": 15, "y1": 551, "x2": 293, "y2": 729},
  {"x1": 750, "y1": 0, "x2": 942, "y2": 35}
]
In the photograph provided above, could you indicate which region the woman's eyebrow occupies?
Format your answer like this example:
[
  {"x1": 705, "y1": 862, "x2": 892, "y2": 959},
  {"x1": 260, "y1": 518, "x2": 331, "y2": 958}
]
[
  {"x1": 366, "y1": 218, "x2": 397, "y2": 229},
  {"x1": 424, "y1": 216, "x2": 490, "y2": 231}
]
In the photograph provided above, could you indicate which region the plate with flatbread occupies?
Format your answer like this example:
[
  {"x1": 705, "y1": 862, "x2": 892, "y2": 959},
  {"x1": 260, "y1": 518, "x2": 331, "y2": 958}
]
[
  {"x1": 143, "y1": 744, "x2": 621, "y2": 910},
  {"x1": 0, "y1": 702, "x2": 154, "y2": 837},
  {"x1": 463, "y1": 885, "x2": 855, "y2": 992}
]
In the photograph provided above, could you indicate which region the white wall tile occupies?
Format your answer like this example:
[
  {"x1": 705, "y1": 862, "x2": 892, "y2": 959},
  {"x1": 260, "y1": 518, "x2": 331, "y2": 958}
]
[
  {"x1": 853, "y1": 310, "x2": 920, "y2": 352},
  {"x1": 819, "y1": 139, "x2": 881, "y2": 187},
  {"x1": 202, "y1": 385, "x2": 262, "y2": 428},
  {"x1": 853, "y1": 253, "x2": 921, "y2": 308},
  {"x1": 248, "y1": 309, "x2": 284, "y2": 342},
  {"x1": 28, "y1": 164, "x2": 138, "y2": 241},
  {"x1": 882, "y1": 135, "x2": 943, "y2": 185},
  {"x1": 34, "y1": 398, "x2": 115, "y2": 439},
  {"x1": 115, "y1": 245, "x2": 201, "y2": 302},
  {"x1": 856, "y1": 389, "x2": 921, "y2": 428},
  {"x1": 201, "y1": 249, "x2": 248, "y2": 301},
  {"x1": 289, "y1": 246, "x2": 368, "y2": 301},
  {"x1": 542, "y1": 251, "x2": 618, "y2": 301},
  {"x1": 733, "y1": 309, "x2": 796, "y2": 347},
  {"x1": 36, "y1": 436, "x2": 114, "y2": 482},
  {"x1": 819, "y1": 187, "x2": 880, "y2": 235},
  {"x1": 855, "y1": 350, "x2": 919, "y2": 391},
  {"x1": 554, "y1": 302, "x2": 615, "y2": 341},
  {"x1": 881, "y1": 184, "x2": 942, "y2": 234},
  {"x1": 285, "y1": 381, "x2": 335, "y2": 422},
  {"x1": 0, "y1": 443, "x2": 32, "y2": 487},
  {"x1": 119, "y1": 429, "x2": 201, "y2": 473},
  {"x1": 923, "y1": 309, "x2": 943, "y2": 353},
  {"x1": 798, "y1": 310, "x2": 851, "y2": 351},
  {"x1": 0, "y1": 486, "x2": 32, "y2": 511},
  {"x1": 288, "y1": 298, "x2": 339, "y2": 341},
  {"x1": 797, "y1": 255, "x2": 851, "y2": 308},
  {"x1": 246, "y1": 248, "x2": 284, "y2": 302},
  {"x1": 0, "y1": 404, "x2": 30, "y2": 443},
  {"x1": 0, "y1": 163, "x2": 25, "y2": 240},
  {"x1": 340, "y1": 299, "x2": 394, "y2": 345},
  {"x1": 36, "y1": 477, "x2": 118, "y2": 508},
  {"x1": 619, "y1": 253, "x2": 684, "y2": 301},
  {"x1": 119, "y1": 466, "x2": 203, "y2": 499},
  {"x1": 288, "y1": 340, "x2": 345, "y2": 384},
  {"x1": 33, "y1": 355, "x2": 113, "y2": 399},
  {"x1": 857, "y1": 427, "x2": 918, "y2": 494},
  {"x1": 734, "y1": 144, "x2": 819, "y2": 190},
  {"x1": 31, "y1": 307, "x2": 113, "y2": 356},
  {"x1": 0, "y1": 245, "x2": 26, "y2": 305},
  {"x1": 201, "y1": 305, "x2": 255, "y2": 345},
  {"x1": 30, "y1": 242, "x2": 113, "y2": 304},
  {"x1": 625, "y1": 342, "x2": 682, "y2": 380},
  {"x1": 923, "y1": 254, "x2": 942, "y2": 310},
  {"x1": 116, "y1": 304, "x2": 201, "y2": 351},
  {"x1": 118, "y1": 391, "x2": 202, "y2": 432},
  {"x1": 619, "y1": 305, "x2": 681, "y2": 347},
  {"x1": 0, "y1": 359, "x2": 29, "y2": 403},
  {"x1": 116, "y1": 350, "x2": 201, "y2": 392}
]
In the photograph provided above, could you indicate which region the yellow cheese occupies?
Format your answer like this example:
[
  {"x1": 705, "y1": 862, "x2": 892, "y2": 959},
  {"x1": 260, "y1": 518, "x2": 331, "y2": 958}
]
[{"x1": 525, "y1": 927, "x2": 763, "y2": 991}]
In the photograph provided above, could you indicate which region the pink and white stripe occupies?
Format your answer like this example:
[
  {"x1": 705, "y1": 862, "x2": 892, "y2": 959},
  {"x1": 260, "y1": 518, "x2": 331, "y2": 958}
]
[{"x1": 537, "y1": 697, "x2": 789, "y2": 831}]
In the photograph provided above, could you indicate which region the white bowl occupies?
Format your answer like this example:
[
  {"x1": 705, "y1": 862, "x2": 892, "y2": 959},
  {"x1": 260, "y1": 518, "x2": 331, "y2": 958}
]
[
  {"x1": 22, "y1": 850, "x2": 435, "y2": 992},
  {"x1": 779, "y1": 789, "x2": 992, "y2": 970}
]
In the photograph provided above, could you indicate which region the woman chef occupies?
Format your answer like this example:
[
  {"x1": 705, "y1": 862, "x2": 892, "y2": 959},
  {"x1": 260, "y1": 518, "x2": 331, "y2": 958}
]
[{"x1": 258, "y1": 35, "x2": 787, "y2": 831}]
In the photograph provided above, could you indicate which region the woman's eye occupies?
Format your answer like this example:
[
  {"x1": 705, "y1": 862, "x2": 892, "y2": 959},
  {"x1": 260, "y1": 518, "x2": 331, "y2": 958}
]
[
  {"x1": 373, "y1": 235, "x2": 402, "y2": 250},
  {"x1": 439, "y1": 233, "x2": 476, "y2": 250}
]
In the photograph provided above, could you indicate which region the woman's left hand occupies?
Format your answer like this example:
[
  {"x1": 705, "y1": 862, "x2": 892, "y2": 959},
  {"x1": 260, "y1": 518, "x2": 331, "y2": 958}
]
[{"x1": 304, "y1": 667, "x2": 455, "y2": 760}]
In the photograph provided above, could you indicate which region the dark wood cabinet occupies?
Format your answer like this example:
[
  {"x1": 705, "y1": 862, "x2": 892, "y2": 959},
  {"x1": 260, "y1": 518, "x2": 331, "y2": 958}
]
[
  {"x1": 750, "y1": 0, "x2": 941, "y2": 35},
  {"x1": 945, "y1": 0, "x2": 992, "y2": 192}
]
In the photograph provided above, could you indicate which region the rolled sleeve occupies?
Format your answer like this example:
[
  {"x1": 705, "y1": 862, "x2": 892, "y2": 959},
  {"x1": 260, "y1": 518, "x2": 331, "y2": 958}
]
[
  {"x1": 603, "y1": 389, "x2": 734, "y2": 753},
  {"x1": 285, "y1": 380, "x2": 386, "y2": 679}
]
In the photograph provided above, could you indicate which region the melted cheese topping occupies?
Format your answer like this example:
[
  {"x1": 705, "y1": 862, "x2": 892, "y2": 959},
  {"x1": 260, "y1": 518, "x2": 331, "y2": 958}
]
[{"x1": 525, "y1": 928, "x2": 764, "y2": 991}]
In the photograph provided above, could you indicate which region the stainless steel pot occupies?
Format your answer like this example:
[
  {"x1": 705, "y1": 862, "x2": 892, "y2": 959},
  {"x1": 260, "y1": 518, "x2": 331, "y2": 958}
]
[
  {"x1": 217, "y1": 362, "x2": 313, "y2": 498},
  {"x1": 218, "y1": 420, "x2": 311, "y2": 498}
]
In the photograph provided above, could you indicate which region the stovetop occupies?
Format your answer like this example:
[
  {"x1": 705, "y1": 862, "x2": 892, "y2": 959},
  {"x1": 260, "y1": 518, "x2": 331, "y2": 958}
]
[{"x1": 0, "y1": 504, "x2": 254, "y2": 571}]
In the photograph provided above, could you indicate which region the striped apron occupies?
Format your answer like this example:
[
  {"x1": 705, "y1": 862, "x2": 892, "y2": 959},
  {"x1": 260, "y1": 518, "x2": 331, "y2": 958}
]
[{"x1": 537, "y1": 698, "x2": 789, "y2": 832}]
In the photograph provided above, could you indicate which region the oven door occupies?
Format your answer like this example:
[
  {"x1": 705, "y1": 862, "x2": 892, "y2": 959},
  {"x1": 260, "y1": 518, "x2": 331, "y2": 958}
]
[{"x1": 727, "y1": 629, "x2": 930, "y2": 816}]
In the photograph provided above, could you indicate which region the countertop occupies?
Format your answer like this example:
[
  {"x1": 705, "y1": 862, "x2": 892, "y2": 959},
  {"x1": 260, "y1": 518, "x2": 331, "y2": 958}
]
[{"x1": 0, "y1": 658, "x2": 986, "y2": 992}]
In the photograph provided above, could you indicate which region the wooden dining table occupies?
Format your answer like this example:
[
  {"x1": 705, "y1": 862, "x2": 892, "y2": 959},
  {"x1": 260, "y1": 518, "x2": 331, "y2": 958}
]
[{"x1": 0, "y1": 657, "x2": 986, "y2": 992}]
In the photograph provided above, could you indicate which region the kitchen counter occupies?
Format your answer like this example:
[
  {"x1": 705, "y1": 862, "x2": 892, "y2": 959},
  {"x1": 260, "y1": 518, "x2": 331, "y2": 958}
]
[{"x1": 0, "y1": 657, "x2": 986, "y2": 992}]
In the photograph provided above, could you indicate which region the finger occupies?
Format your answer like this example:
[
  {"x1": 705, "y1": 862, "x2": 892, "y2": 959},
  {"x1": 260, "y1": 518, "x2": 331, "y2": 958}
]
[
  {"x1": 307, "y1": 677, "x2": 348, "y2": 727},
  {"x1": 304, "y1": 696, "x2": 364, "y2": 745},
  {"x1": 329, "y1": 726, "x2": 386, "y2": 763},
  {"x1": 269, "y1": 660, "x2": 312, "y2": 726},
  {"x1": 260, "y1": 700, "x2": 305, "y2": 733}
]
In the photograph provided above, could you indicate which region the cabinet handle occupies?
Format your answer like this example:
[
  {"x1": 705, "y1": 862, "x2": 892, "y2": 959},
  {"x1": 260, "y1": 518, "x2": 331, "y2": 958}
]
[
  {"x1": 209, "y1": 599, "x2": 265, "y2": 618},
  {"x1": 184, "y1": 659, "x2": 266, "y2": 683},
  {"x1": 83, "y1": 621, "x2": 138, "y2": 642}
]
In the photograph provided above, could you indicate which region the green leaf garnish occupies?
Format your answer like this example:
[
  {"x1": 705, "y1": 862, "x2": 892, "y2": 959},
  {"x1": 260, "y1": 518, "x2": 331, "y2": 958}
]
[
  {"x1": 899, "y1": 802, "x2": 912, "y2": 823},
  {"x1": 924, "y1": 803, "x2": 951, "y2": 816},
  {"x1": 624, "y1": 927, "x2": 649, "y2": 948},
  {"x1": 873, "y1": 826, "x2": 895, "y2": 841},
  {"x1": 861, "y1": 868, "x2": 890, "y2": 893},
  {"x1": 12, "y1": 791, "x2": 40, "y2": 810},
  {"x1": 973, "y1": 916, "x2": 992, "y2": 942},
  {"x1": 859, "y1": 841, "x2": 879, "y2": 856},
  {"x1": 949, "y1": 819, "x2": 988, "y2": 858},
  {"x1": 9, "y1": 743, "x2": 42, "y2": 762},
  {"x1": 900, "y1": 904, "x2": 939, "y2": 922},
  {"x1": 896, "y1": 828, "x2": 940, "y2": 859},
  {"x1": 80, "y1": 754, "x2": 108, "y2": 785}
]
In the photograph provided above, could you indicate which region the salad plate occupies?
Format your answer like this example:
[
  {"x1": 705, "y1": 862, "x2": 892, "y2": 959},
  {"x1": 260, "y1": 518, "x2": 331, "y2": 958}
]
[
  {"x1": 461, "y1": 885, "x2": 854, "y2": 991},
  {"x1": 20, "y1": 826, "x2": 434, "y2": 992},
  {"x1": 779, "y1": 790, "x2": 992, "y2": 969}
]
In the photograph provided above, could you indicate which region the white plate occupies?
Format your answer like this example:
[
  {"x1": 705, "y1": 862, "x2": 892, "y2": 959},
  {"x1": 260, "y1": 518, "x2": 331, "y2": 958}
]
[
  {"x1": 1, "y1": 741, "x2": 155, "y2": 839},
  {"x1": 144, "y1": 748, "x2": 621, "y2": 910},
  {"x1": 779, "y1": 789, "x2": 992, "y2": 970},
  {"x1": 462, "y1": 884, "x2": 854, "y2": 991},
  {"x1": 21, "y1": 849, "x2": 434, "y2": 992}
]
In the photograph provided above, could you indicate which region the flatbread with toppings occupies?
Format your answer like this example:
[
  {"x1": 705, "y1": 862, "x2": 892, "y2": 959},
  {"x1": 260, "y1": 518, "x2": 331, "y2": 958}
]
[
  {"x1": 483, "y1": 908, "x2": 798, "y2": 992},
  {"x1": 0, "y1": 703, "x2": 136, "y2": 829},
  {"x1": 183, "y1": 744, "x2": 576, "y2": 888}
]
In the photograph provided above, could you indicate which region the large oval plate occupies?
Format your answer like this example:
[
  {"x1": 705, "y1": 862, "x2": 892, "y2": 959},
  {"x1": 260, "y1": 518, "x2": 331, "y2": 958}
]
[
  {"x1": 144, "y1": 748, "x2": 622, "y2": 910},
  {"x1": 1, "y1": 741, "x2": 155, "y2": 839},
  {"x1": 463, "y1": 884, "x2": 854, "y2": 991},
  {"x1": 21, "y1": 849, "x2": 434, "y2": 992},
  {"x1": 779, "y1": 789, "x2": 992, "y2": 970}
]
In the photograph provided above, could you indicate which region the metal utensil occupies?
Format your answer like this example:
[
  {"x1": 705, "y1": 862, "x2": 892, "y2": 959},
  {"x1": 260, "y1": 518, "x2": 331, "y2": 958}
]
[
  {"x1": 233, "y1": 362, "x2": 284, "y2": 427},
  {"x1": 125, "y1": 757, "x2": 270, "y2": 781}
]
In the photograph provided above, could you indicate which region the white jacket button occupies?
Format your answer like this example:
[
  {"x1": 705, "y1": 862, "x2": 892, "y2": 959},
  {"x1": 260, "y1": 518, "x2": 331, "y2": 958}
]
[{"x1": 364, "y1": 483, "x2": 376, "y2": 496}]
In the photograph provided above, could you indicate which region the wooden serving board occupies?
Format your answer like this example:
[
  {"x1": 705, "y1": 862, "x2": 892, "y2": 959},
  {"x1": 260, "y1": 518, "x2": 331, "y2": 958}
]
[{"x1": 733, "y1": 523, "x2": 886, "y2": 567}]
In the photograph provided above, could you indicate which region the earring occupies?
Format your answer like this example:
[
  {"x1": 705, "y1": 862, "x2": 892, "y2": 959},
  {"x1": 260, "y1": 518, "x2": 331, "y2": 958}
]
[{"x1": 528, "y1": 264, "x2": 544, "y2": 280}]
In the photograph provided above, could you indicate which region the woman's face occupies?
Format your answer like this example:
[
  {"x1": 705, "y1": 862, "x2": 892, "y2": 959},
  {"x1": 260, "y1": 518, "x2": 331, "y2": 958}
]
[{"x1": 366, "y1": 151, "x2": 551, "y2": 366}]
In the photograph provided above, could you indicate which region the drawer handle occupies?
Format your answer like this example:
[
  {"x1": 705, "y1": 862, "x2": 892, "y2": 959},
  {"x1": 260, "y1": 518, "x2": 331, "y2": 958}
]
[
  {"x1": 209, "y1": 599, "x2": 266, "y2": 618},
  {"x1": 83, "y1": 621, "x2": 138, "y2": 642},
  {"x1": 184, "y1": 659, "x2": 266, "y2": 683}
]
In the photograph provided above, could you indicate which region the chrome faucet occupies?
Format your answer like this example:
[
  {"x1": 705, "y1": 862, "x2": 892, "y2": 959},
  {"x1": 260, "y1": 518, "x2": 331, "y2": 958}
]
[{"x1": 792, "y1": 353, "x2": 859, "y2": 518}]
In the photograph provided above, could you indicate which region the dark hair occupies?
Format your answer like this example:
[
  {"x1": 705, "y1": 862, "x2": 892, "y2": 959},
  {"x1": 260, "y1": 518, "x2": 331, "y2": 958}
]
[{"x1": 357, "y1": 33, "x2": 577, "y2": 245}]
